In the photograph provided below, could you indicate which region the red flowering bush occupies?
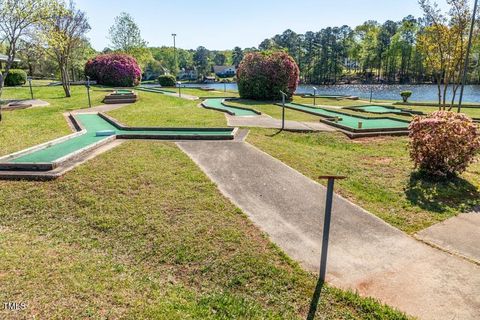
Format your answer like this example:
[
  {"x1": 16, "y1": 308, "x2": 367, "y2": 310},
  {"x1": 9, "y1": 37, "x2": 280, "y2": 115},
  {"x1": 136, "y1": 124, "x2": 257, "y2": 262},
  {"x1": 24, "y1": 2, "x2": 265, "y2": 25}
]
[
  {"x1": 409, "y1": 111, "x2": 480, "y2": 177},
  {"x1": 237, "y1": 51, "x2": 299, "y2": 100},
  {"x1": 85, "y1": 53, "x2": 142, "y2": 87}
]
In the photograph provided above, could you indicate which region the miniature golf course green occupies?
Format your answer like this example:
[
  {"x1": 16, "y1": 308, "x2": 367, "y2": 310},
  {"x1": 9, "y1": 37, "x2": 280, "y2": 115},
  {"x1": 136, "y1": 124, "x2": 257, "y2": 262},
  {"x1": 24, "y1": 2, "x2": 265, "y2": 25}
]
[
  {"x1": 202, "y1": 98, "x2": 259, "y2": 116},
  {"x1": 347, "y1": 105, "x2": 423, "y2": 116},
  {"x1": 282, "y1": 103, "x2": 410, "y2": 131},
  {"x1": 137, "y1": 87, "x2": 177, "y2": 94},
  {"x1": 355, "y1": 105, "x2": 404, "y2": 114},
  {"x1": 2, "y1": 113, "x2": 235, "y2": 166}
]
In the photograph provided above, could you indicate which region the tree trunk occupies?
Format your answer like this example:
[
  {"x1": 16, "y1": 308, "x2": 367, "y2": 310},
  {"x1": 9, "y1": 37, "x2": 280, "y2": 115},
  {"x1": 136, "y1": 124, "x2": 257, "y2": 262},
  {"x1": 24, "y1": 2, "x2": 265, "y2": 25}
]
[{"x1": 60, "y1": 64, "x2": 71, "y2": 98}]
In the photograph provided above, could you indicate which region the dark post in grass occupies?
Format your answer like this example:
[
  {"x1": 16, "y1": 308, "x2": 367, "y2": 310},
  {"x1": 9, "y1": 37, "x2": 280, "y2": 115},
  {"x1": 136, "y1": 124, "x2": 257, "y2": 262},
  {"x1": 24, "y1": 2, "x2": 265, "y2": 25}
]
[
  {"x1": 27, "y1": 77, "x2": 34, "y2": 100},
  {"x1": 313, "y1": 86, "x2": 317, "y2": 106},
  {"x1": 307, "y1": 175, "x2": 347, "y2": 320},
  {"x1": 458, "y1": 0, "x2": 478, "y2": 113},
  {"x1": 224, "y1": 82, "x2": 226, "y2": 92},
  {"x1": 177, "y1": 81, "x2": 182, "y2": 98},
  {"x1": 280, "y1": 90, "x2": 287, "y2": 130},
  {"x1": 86, "y1": 76, "x2": 92, "y2": 108},
  {"x1": 172, "y1": 33, "x2": 177, "y2": 73}
]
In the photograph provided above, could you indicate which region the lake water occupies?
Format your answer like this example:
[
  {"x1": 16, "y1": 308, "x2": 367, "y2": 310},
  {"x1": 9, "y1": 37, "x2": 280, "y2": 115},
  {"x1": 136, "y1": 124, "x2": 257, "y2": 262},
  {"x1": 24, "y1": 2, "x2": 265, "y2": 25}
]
[{"x1": 181, "y1": 83, "x2": 480, "y2": 103}]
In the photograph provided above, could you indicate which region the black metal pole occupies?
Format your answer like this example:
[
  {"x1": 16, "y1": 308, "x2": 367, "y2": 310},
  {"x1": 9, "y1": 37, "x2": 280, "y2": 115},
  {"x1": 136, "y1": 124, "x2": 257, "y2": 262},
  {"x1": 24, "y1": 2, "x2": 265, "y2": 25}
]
[
  {"x1": 86, "y1": 76, "x2": 91, "y2": 108},
  {"x1": 172, "y1": 33, "x2": 177, "y2": 75},
  {"x1": 458, "y1": 0, "x2": 478, "y2": 113},
  {"x1": 281, "y1": 91, "x2": 286, "y2": 130},
  {"x1": 307, "y1": 175, "x2": 346, "y2": 320},
  {"x1": 28, "y1": 78, "x2": 33, "y2": 99},
  {"x1": 319, "y1": 178, "x2": 335, "y2": 283},
  {"x1": 313, "y1": 87, "x2": 317, "y2": 106}
]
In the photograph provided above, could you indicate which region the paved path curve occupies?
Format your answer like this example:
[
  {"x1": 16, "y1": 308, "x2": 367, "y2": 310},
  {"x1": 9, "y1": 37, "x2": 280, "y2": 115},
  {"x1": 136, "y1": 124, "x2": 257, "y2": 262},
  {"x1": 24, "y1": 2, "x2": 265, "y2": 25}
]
[{"x1": 177, "y1": 140, "x2": 480, "y2": 320}]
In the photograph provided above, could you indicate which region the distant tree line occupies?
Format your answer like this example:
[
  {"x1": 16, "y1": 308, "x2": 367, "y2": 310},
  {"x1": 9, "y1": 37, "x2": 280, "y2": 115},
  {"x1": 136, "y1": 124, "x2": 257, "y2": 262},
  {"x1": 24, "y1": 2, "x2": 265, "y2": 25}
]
[
  {"x1": 2, "y1": 0, "x2": 478, "y2": 102},
  {"x1": 258, "y1": 11, "x2": 479, "y2": 86}
]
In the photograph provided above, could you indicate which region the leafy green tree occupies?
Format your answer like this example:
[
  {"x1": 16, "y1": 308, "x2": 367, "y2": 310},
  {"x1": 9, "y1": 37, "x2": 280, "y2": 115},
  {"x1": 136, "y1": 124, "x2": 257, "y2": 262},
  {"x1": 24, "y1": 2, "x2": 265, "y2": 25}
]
[
  {"x1": 109, "y1": 12, "x2": 147, "y2": 51},
  {"x1": 214, "y1": 53, "x2": 226, "y2": 66},
  {"x1": 193, "y1": 46, "x2": 210, "y2": 77},
  {"x1": 0, "y1": 0, "x2": 60, "y2": 98},
  {"x1": 108, "y1": 12, "x2": 151, "y2": 68},
  {"x1": 40, "y1": 0, "x2": 90, "y2": 97},
  {"x1": 232, "y1": 46, "x2": 244, "y2": 67},
  {"x1": 418, "y1": 0, "x2": 471, "y2": 108}
]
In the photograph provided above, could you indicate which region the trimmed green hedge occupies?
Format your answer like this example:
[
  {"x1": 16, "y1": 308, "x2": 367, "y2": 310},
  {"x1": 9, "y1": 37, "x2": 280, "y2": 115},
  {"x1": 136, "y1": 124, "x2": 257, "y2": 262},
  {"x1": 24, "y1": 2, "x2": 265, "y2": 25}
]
[
  {"x1": 4, "y1": 69, "x2": 27, "y2": 86},
  {"x1": 158, "y1": 74, "x2": 176, "y2": 87}
]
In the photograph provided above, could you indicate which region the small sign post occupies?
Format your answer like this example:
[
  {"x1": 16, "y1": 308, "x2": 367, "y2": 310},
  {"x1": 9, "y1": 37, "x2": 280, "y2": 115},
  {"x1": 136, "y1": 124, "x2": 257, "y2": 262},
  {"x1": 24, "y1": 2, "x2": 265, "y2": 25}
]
[
  {"x1": 313, "y1": 86, "x2": 317, "y2": 106},
  {"x1": 307, "y1": 175, "x2": 347, "y2": 320},
  {"x1": 318, "y1": 175, "x2": 346, "y2": 283},
  {"x1": 27, "y1": 77, "x2": 34, "y2": 100},
  {"x1": 280, "y1": 90, "x2": 287, "y2": 130},
  {"x1": 86, "y1": 76, "x2": 92, "y2": 108},
  {"x1": 177, "y1": 81, "x2": 182, "y2": 98}
]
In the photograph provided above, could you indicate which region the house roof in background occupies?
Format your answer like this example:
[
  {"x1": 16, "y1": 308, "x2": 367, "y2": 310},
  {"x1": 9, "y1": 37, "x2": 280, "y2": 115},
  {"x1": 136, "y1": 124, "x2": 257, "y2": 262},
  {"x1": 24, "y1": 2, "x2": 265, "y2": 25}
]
[
  {"x1": 0, "y1": 54, "x2": 21, "y2": 62},
  {"x1": 213, "y1": 65, "x2": 235, "y2": 74}
]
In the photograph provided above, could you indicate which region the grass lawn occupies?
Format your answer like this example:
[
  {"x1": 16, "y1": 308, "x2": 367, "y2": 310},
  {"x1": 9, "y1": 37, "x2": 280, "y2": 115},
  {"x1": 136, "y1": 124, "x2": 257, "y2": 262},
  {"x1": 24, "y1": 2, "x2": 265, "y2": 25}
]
[
  {"x1": 0, "y1": 85, "x2": 105, "y2": 156},
  {"x1": 227, "y1": 99, "x2": 412, "y2": 124},
  {"x1": 247, "y1": 130, "x2": 480, "y2": 234},
  {"x1": 156, "y1": 87, "x2": 239, "y2": 98},
  {"x1": 294, "y1": 96, "x2": 368, "y2": 107},
  {"x1": 0, "y1": 141, "x2": 408, "y2": 319},
  {"x1": 225, "y1": 99, "x2": 324, "y2": 122},
  {"x1": 0, "y1": 85, "x2": 408, "y2": 318},
  {"x1": 404, "y1": 105, "x2": 480, "y2": 119},
  {"x1": 0, "y1": 86, "x2": 227, "y2": 157},
  {"x1": 108, "y1": 90, "x2": 227, "y2": 127}
]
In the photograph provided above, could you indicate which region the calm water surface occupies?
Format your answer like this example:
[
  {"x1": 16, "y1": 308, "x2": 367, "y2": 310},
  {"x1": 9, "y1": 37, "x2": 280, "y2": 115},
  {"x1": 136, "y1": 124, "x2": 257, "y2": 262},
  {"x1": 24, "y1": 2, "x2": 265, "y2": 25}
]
[{"x1": 180, "y1": 83, "x2": 480, "y2": 103}]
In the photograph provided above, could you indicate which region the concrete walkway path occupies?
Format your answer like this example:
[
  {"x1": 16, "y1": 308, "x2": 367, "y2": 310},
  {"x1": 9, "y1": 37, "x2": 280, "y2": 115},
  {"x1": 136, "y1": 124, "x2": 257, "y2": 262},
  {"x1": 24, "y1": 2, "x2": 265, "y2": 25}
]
[
  {"x1": 226, "y1": 114, "x2": 335, "y2": 132},
  {"x1": 177, "y1": 140, "x2": 480, "y2": 320},
  {"x1": 416, "y1": 212, "x2": 480, "y2": 264}
]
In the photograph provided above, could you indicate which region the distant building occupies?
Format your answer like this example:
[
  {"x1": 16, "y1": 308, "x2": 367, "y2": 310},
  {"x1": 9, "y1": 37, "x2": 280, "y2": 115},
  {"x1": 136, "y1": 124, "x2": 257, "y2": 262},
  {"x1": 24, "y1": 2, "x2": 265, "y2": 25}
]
[
  {"x1": 0, "y1": 54, "x2": 21, "y2": 69},
  {"x1": 213, "y1": 65, "x2": 236, "y2": 78},
  {"x1": 178, "y1": 67, "x2": 198, "y2": 81},
  {"x1": 203, "y1": 76, "x2": 216, "y2": 83}
]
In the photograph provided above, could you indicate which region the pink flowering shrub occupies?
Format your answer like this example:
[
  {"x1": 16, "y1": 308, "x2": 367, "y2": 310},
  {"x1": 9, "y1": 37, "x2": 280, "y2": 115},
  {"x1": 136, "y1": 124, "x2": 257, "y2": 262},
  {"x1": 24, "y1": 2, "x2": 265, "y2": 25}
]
[
  {"x1": 409, "y1": 111, "x2": 480, "y2": 177},
  {"x1": 85, "y1": 53, "x2": 142, "y2": 87},
  {"x1": 237, "y1": 51, "x2": 299, "y2": 100}
]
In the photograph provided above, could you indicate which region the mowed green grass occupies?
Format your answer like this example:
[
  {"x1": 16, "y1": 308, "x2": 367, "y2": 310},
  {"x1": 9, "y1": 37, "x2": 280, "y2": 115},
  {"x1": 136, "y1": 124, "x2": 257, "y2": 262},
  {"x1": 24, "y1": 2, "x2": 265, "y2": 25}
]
[
  {"x1": 247, "y1": 130, "x2": 480, "y2": 234},
  {"x1": 404, "y1": 105, "x2": 480, "y2": 119},
  {"x1": 108, "y1": 90, "x2": 227, "y2": 127},
  {"x1": 0, "y1": 86, "x2": 227, "y2": 156},
  {"x1": 0, "y1": 85, "x2": 105, "y2": 155},
  {"x1": 154, "y1": 87, "x2": 239, "y2": 98},
  {"x1": 0, "y1": 86, "x2": 408, "y2": 318},
  {"x1": 0, "y1": 141, "x2": 408, "y2": 319},
  {"x1": 225, "y1": 99, "x2": 323, "y2": 122}
]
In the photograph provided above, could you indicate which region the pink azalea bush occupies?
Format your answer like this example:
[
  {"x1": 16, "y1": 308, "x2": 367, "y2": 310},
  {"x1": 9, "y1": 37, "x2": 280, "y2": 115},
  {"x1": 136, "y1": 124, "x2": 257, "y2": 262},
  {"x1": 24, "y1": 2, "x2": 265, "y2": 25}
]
[
  {"x1": 85, "y1": 53, "x2": 142, "y2": 87},
  {"x1": 237, "y1": 51, "x2": 299, "y2": 100},
  {"x1": 409, "y1": 111, "x2": 480, "y2": 177}
]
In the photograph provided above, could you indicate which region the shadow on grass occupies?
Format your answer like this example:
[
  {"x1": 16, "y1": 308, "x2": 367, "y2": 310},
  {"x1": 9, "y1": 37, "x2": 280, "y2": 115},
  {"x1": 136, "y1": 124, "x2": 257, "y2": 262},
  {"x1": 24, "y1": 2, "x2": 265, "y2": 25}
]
[
  {"x1": 306, "y1": 276, "x2": 325, "y2": 320},
  {"x1": 405, "y1": 171, "x2": 480, "y2": 213},
  {"x1": 267, "y1": 129, "x2": 284, "y2": 137}
]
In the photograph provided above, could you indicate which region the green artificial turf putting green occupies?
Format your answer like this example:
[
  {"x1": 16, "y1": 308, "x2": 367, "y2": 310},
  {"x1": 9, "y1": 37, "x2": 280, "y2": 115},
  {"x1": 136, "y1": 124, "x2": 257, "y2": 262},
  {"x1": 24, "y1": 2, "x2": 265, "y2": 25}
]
[
  {"x1": 9, "y1": 113, "x2": 233, "y2": 164},
  {"x1": 203, "y1": 98, "x2": 258, "y2": 116},
  {"x1": 284, "y1": 103, "x2": 409, "y2": 130}
]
